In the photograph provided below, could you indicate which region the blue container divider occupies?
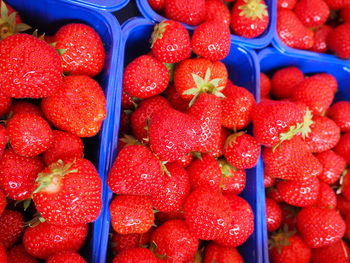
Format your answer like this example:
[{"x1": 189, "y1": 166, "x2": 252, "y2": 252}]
[
  {"x1": 136, "y1": 0, "x2": 276, "y2": 49},
  {"x1": 114, "y1": 17, "x2": 267, "y2": 263},
  {"x1": 5, "y1": 0, "x2": 122, "y2": 262},
  {"x1": 68, "y1": 0, "x2": 130, "y2": 12}
]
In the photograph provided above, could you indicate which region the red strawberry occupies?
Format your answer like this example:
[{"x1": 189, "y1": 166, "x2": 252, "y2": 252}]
[
  {"x1": 340, "y1": 169, "x2": 350, "y2": 201},
  {"x1": 327, "y1": 23, "x2": 350, "y2": 59},
  {"x1": 270, "y1": 66, "x2": 304, "y2": 99},
  {"x1": 266, "y1": 197, "x2": 282, "y2": 232},
  {"x1": 151, "y1": 220, "x2": 198, "y2": 262},
  {"x1": 224, "y1": 132, "x2": 260, "y2": 169},
  {"x1": 176, "y1": 153, "x2": 193, "y2": 168},
  {"x1": 0, "y1": 92, "x2": 11, "y2": 117},
  {"x1": 165, "y1": 84, "x2": 189, "y2": 112},
  {"x1": 156, "y1": 210, "x2": 185, "y2": 223},
  {"x1": 149, "y1": 107, "x2": 202, "y2": 162},
  {"x1": 191, "y1": 21, "x2": 231, "y2": 61},
  {"x1": 0, "y1": 190, "x2": 5, "y2": 217},
  {"x1": 42, "y1": 75, "x2": 106, "y2": 137},
  {"x1": 23, "y1": 222, "x2": 87, "y2": 259},
  {"x1": 33, "y1": 158, "x2": 102, "y2": 225},
  {"x1": 123, "y1": 55, "x2": 169, "y2": 99},
  {"x1": 337, "y1": 195, "x2": 350, "y2": 216},
  {"x1": 260, "y1": 72, "x2": 271, "y2": 98},
  {"x1": 280, "y1": 203, "x2": 299, "y2": 231},
  {"x1": 0, "y1": 210, "x2": 24, "y2": 249},
  {"x1": 150, "y1": 20, "x2": 191, "y2": 63},
  {"x1": 186, "y1": 154, "x2": 222, "y2": 191},
  {"x1": 311, "y1": 240, "x2": 350, "y2": 263},
  {"x1": 334, "y1": 132, "x2": 350, "y2": 164},
  {"x1": 0, "y1": 125, "x2": 6, "y2": 158},
  {"x1": 204, "y1": 243, "x2": 243, "y2": 263},
  {"x1": 310, "y1": 25, "x2": 333, "y2": 53},
  {"x1": 277, "y1": 9, "x2": 314, "y2": 49},
  {"x1": 111, "y1": 229, "x2": 153, "y2": 254},
  {"x1": 112, "y1": 248, "x2": 157, "y2": 263},
  {"x1": 324, "y1": 0, "x2": 350, "y2": 9},
  {"x1": 7, "y1": 113, "x2": 53, "y2": 157},
  {"x1": 9, "y1": 101, "x2": 42, "y2": 116},
  {"x1": 0, "y1": 148, "x2": 44, "y2": 200},
  {"x1": 328, "y1": 101, "x2": 350, "y2": 132},
  {"x1": 231, "y1": 0, "x2": 269, "y2": 38},
  {"x1": 148, "y1": 0, "x2": 165, "y2": 11},
  {"x1": 7, "y1": 244, "x2": 37, "y2": 263},
  {"x1": 208, "y1": 127, "x2": 230, "y2": 158},
  {"x1": 219, "y1": 159, "x2": 246, "y2": 195},
  {"x1": 46, "y1": 251, "x2": 86, "y2": 263},
  {"x1": 54, "y1": 23, "x2": 105, "y2": 76},
  {"x1": 221, "y1": 81, "x2": 256, "y2": 130},
  {"x1": 313, "y1": 181, "x2": 337, "y2": 209},
  {"x1": 294, "y1": 0, "x2": 329, "y2": 27},
  {"x1": 297, "y1": 207, "x2": 345, "y2": 248},
  {"x1": 346, "y1": 214, "x2": 350, "y2": 238},
  {"x1": 264, "y1": 172, "x2": 276, "y2": 188},
  {"x1": 121, "y1": 91, "x2": 135, "y2": 110},
  {"x1": 119, "y1": 110, "x2": 132, "y2": 136},
  {"x1": 183, "y1": 187, "x2": 234, "y2": 240},
  {"x1": 315, "y1": 150, "x2": 346, "y2": 184},
  {"x1": 205, "y1": 0, "x2": 231, "y2": 25},
  {"x1": 0, "y1": 34, "x2": 63, "y2": 98},
  {"x1": 278, "y1": 0, "x2": 297, "y2": 8},
  {"x1": 164, "y1": 0, "x2": 206, "y2": 26},
  {"x1": 312, "y1": 73, "x2": 338, "y2": 93},
  {"x1": 341, "y1": 5, "x2": 350, "y2": 22},
  {"x1": 267, "y1": 187, "x2": 284, "y2": 203}
]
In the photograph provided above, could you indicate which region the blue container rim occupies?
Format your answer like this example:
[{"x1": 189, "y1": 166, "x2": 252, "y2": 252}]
[{"x1": 65, "y1": 0, "x2": 130, "y2": 12}]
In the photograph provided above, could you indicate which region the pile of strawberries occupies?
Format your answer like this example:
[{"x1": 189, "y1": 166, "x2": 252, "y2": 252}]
[
  {"x1": 0, "y1": 1, "x2": 107, "y2": 262},
  {"x1": 260, "y1": 67, "x2": 350, "y2": 262},
  {"x1": 277, "y1": 0, "x2": 350, "y2": 58},
  {"x1": 108, "y1": 17, "x2": 261, "y2": 262},
  {"x1": 147, "y1": 0, "x2": 270, "y2": 39}
]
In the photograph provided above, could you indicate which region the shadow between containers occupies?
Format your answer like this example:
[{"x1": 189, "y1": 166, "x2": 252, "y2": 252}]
[{"x1": 68, "y1": 0, "x2": 130, "y2": 12}]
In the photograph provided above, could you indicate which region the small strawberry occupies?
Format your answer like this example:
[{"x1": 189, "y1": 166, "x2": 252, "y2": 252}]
[
  {"x1": 310, "y1": 25, "x2": 333, "y2": 53},
  {"x1": 150, "y1": 20, "x2": 191, "y2": 63},
  {"x1": 270, "y1": 66, "x2": 304, "y2": 99},
  {"x1": 0, "y1": 34, "x2": 63, "y2": 98},
  {"x1": 112, "y1": 248, "x2": 157, "y2": 263},
  {"x1": 312, "y1": 73, "x2": 338, "y2": 93},
  {"x1": 278, "y1": 0, "x2": 297, "y2": 8},
  {"x1": 297, "y1": 207, "x2": 345, "y2": 248},
  {"x1": 111, "y1": 229, "x2": 153, "y2": 254},
  {"x1": 294, "y1": 0, "x2": 329, "y2": 27},
  {"x1": 260, "y1": 72, "x2": 271, "y2": 98},
  {"x1": 46, "y1": 251, "x2": 86, "y2": 263},
  {"x1": 205, "y1": 0, "x2": 231, "y2": 25},
  {"x1": 7, "y1": 244, "x2": 37, "y2": 263},
  {"x1": 327, "y1": 23, "x2": 350, "y2": 59},
  {"x1": 164, "y1": 0, "x2": 206, "y2": 26},
  {"x1": 315, "y1": 150, "x2": 346, "y2": 184},
  {"x1": 313, "y1": 181, "x2": 337, "y2": 209},
  {"x1": 266, "y1": 197, "x2": 282, "y2": 232},
  {"x1": 231, "y1": 0, "x2": 269, "y2": 38},
  {"x1": 311, "y1": 240, "x2": 350, "y2": 263},
  {"x1": 165, "y1": 84, "x2": 189, "y2": 112},
  {"x1": 0, "y1": 210, "x2": 24, "y2": 249},
  {"x1": 219, "y1": 159, "x2": 246, "y2": 195},
  {"x1": 9, "y1": 101, "x2": 42, "y2": 116},
  {"x1": 0, "y1": 92, "x2": 11, "y2": 117},
  {"x1": 33, "y1": 158, "x2": 102, "y2": 225},
  {"x1": 334, "y1": 132, "x2": 350, "y2": 164},
  {"x1": 148, "y1": 0, "x2": 165, "y2": 12},
  {"x1": 0, "y1": 125, "x2": 6, "y2": 158},
  {"x1": 204, "y1": 243, "x2": 243, "y2": 263},
  {"x1": 328, "y1": 101, "x2": 350, "y2": 132},
  {"x1": 324, "y1": 0, "x2": 350, "y2": 9}
]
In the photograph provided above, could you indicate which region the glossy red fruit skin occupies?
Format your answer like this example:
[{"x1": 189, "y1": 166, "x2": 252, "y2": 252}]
[
  {"x1": 204, "y1": 243, "x2": 243, "y2": 263},
  {"x1": 46, "y1": 251, "x2": 86, "y2": 263},
  {"x1": 0, "y1": 190, "x2": 6, "y2": 217},
  {"x1": 0, "y1": 92, "x2": 11, "y2": 117},
  {"x1": 311, "y1": 240, "x2": 350, "y2": 263},
  {"x1": 205, "y1": 0, "x2": 231, "y2": 25},
  {"x1": 165, "y1": 84, "x2": 189, "y2": 112},
  {"x1": 278, "y1": 0, "x2": 297, "y2": 8},
  {"x1": 111, "y1": 229, "x2": 153, "y2": 254},
  {"x1": 112, "y1": 248, "x2": 158, "y2": 263},
  {"x1": 148, "y1": 0, "x2": 165, "y2": 12},
  {"x1": 23, "y1": 222, "x2": 88, "y2": 260},
  {"x1": 208, "y1": 127, "x2": 229, "y2": 158},
  {"x1": 0, "y1": 125, "x2": 7, "y2": 158},
  {"x1": 328, "y1": 101, "x2": 350, "y2": 132},
  {"x1": 264, "y1": 172, "x2": 275, "y2": 188},
  {"x1": 220, "y1": 164, "x2": 246, "y2": 195},
  {"x1": 266, "y1": 197, "x2": 282, "y2": 232},
  {"x1": 267, "y1": 187, "x2": 283, "y2": 203},
  {"x1": 164, "y1": 0, "x2": 206, "y2": 26},
  {"x1": 315, "y1": 150, "x2": 345, "y2": 185},
  {"x1": 0, "y1": 34, "x2": 63, "y2": 98},
  {"x1": 312, "y1": 73, "x2": 338, "y2": 94},
  {"x1": 176, "y1": 153, "x2": 193, "y2": 168},
  {"x1": 270, "y1": 66, "x2": 304, "y2": 99},
  {"x1": 310, "y1": 25, "x2": 332, "y2": 53},
  {"x1": 9, "y1": 101, "x2": 43, "y2": 116},
  {"x1": 297, "y1": 207, "x2": 345, "y2": 248},
  {"x1": 121, "y1": 91, "x2": 135, "y2": 110},
  {"x1": 337, "y1": 195, "x2": 350, "y2": 216},
  {"x1": 260, "y1": 72, "x2": 271, "y2": 98},
  {"x1": 294, "y1": 0, "x2": 329, "y2": 28},
  {"x1": 0, "y1": 243, "x2": 6, "y2": 263},
  {"x1": 0, "y1": 210, "x2": 24, "y2": 249},
  {"x1": 327, "y1": 24, "x2": 350, "y2": 59},
  {"x1": 313, "y1": 182, "x2": 337, "y2": 209},
  {"x1": 334, "y1": 132, "x2": 350, "y2": 164},
  {"x1": 341, "y1": 5, "x2": 350, "y2": 23},
  {"x1": 7, "y1": 244, "x2": 37, "y2": 263},
  {"x1": 156, "y1": 210, "x2": 185, "y2": 223},
  {"x1": 324, "y1": 0, "x2": 350, "y2": 10}
]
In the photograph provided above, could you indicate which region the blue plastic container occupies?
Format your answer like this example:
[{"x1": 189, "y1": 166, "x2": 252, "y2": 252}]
[
  {"x1": 109, "y1": 17, "x2": 267, "y2": 263},
  {"x1": 69, "y1": 0, "x2": 130, "y2": 12},
  {"x1": 5, "y1": 1, "x2": 122, "y2": 262},
  {"x1": 136, "y1": 0, "x2": 276, "y2": 49}
]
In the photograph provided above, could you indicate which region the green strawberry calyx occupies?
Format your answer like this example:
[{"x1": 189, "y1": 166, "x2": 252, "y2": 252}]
[
  {"x1": 238, "y1": 0, "x2": 268, "y2": 20},
  {"x1": 218, "y1": 159, "x2": 237, "y2": 178},
  {"x1": 224, "y1": 131, "x2": 245, "y2": 149},
  {"x1": 268, "y1": 225, "x2": 296, "y2": 254},
  {"x1": 150, "y1": 21, "x2": 168, "y2": 48}
]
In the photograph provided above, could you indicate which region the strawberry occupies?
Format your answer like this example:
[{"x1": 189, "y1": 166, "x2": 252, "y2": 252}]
[
  {"x1": 183, "y1": 187, "x2": 234, "y2": 240},
  {"x1": 164, "y1": 0, "x2": 206, "y2": 26},
  {"x1": 267, "y1": 187, "x2": 284, "y2": 203},
  {"x1": 266, "y1": 197, "x2": 282, "y2": 232},
  {"x1": 0, "y1": 34, "x2": 63, "y2": 98},
  {"x1": 9, "y1": 101, "x2": 42, "y2": 116},
  {"x1": 111, "y1": 229, "x2": 153, "y2": 254},
  {"x1": 340, "y1": 169, "x2": 350, "y2": 201},
  {"x1": 231, "y1": 0, "x2": 269, "y2": 38},
  {"x1": 270, "y1": 66, "x2": 304, "y2": 99},
  {"x1": 205, "y1": 0, "x2": 231, "y2": 25},
  {"x1": 176, "y1": 153, "x2": 193, "y2": 167},
  {"x1": 150, "y1": 20, "x2": 191, "y2": 63},
  {"x1": 0, "y1": 190, "x2": 5, "y2": 217},
  {"x1": 278, "y1": 0, "x2": 297, "y2": 8},
  {"x1": 346, "y1": 214, "x2": 350, "y2": 238},
  {"x1": 214, "y1": 194, "x2": 254, "y2": 247},
  {"x1": 123, "y1": 55, "x2": 169, "y2": 99},
  {"x1": 112, "y1": 248, "x2": 157, "y2": 263},
  {"x1": 151, "y1": 220, "x2": 198, "y2": 262},
  {"x1": 208, "y1": 127, "x2": 230, "y2": 158},
  {"x1": 324, "y1": 0, "x2": 350, "y2": 9},
  {"x1": 310, "y1": 25, "x2": 332, "y2": 53},
  {"x1": 0, "y1": 148, "x2": 44, "y2": 200},
  {"x1": 148, "y1": 0, "x2": 165, "y2": 12},
  {"x1": 341, "y1": 5, "x2": 350, "y2": 22},
  {"x1": 280, "y1": 204, "x2": 299, "y2": 231},
  {"x1": 0, "y1": 125, "x2": 6, "y2": 158},
  {"x1": 33, "y1": 158, "x2": 102, "y2": 225},
  {"x1": 119, "y1": 111, "x2": 132, "y2": 136},
  {"x1": 191, "y1": 21, "x2": 231, "y2": 61},
  {"x1": 312, "y1": 73, "x2": 338, "y2": 94},
  {"x1": 186, "y1": 154, "x2": 222, "y2": 191},
  {"x1": 0, "y1": 210, "x2": 24, "y2": 248},
  {"x1": 328, "y1": 101, "x2": 350, "y2": 132},
  {"x1": 297, "y1": 207, "x2": 345, "y2": 248},
  {"x1": 294, "y1": 0, "x2": 329, "y2": 27},
  {"x1": 277, "y1": 177, "x2": 320, "y2": 207},
  {"x1": 315, "y1": 150, "x2": 346, "y2": 184},
  {"x1": 0, "y1": 92, "x2": 11, "y2": 117},
  {"x1": 313, "y1": 181, "x2": 337, "y2": 209},
  {"x1": 219, "y1": 159, "x2": 246, "y2": 195},
  {"x1": 7, "y1": 244, "x2": 37, "y2": 263},
  {"x1": 334, "y1": 132, "x2": 350, "y2": 164},
  {"x1": 224, "y1": 132, "x2": 260, "y2": 169},
  {"x1": 221, "y1": 81, "x2": 256, "y2": 130},
  {"x1": 156, "y1": 210, "x2": 185, "y2": 223},
  {"x1": 165, "y1": 84, "x2": 189, "y2": 112},
  {"x1": 23, "y1": 222, "x2": 87, "y2": 259},
  {"x1": 260, "y1": 72, "x2": 271, "y2": 98},
  {"x1": 149, "y1": 107, "x2": 202, "y2": 162},
  {"x1": 327, "y1": 23, "x2": 350, "y2": 59},
  {"x1": 204, "y1": 243, "x2": 243, "y2": 263},
  {"x1": 277, "y1": 9, "x2": 314, "y2": 49},
  {"x1": 337, "y1": 195, "x2": 350, "y2": 216},
  {"x1": 7, "y1": 113, "x2": 53, "y2": 157},
  {"x1": 311, "y1": 240, "x2": 350, "y2": 263},
  {"x1": 264, "y1": 172, "x2": 276, "y2": 188},
  {"x1": 121, "y1": 91, "x2": 135, "y2": 110},
  {"x1": 46, "y1": 251, "x2": 86, "y2": 263},
  {"x1": 0, "y1": 243, "x2": 5, "y2": 263}
]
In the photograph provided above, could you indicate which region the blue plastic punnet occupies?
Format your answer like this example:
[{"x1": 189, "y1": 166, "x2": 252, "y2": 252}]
[
  {"x1": 68, "y1": 0, "x2": 130, "y2": 12},
  {"x1": 136, "y1": 0, "x2": 276, "y2": 49},
  {"x1": 4, "y1": 0, "x2": 122, "y2": 262}
]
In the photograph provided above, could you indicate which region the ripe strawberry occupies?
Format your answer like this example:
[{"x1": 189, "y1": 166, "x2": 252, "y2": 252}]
[
  {"x1": 340, "y1": 169, "x2": 350, "y2": 201},
  {"x1": 328, "y1": 101, "x2": 350, "y2": 132},
  {"x1": 0, "y1": 125, "x2": 6, "y2": 158},
  {"x1": 260, "y1": 72, "x2": 271, "y2": 98},
  {"x1": 165, "y1": 84, "x2": 188, "y2": 112},
  {"x1": 9, "y1": 101, "x2": 42, "y2": 116},
  {"x1": 205, "y1": 0, "x2": 231, "y2": 25},
  {"x1": 310, "y1": 25, "x2": 332, "y2": 53},
  {"x1": 297, "y1": 207, "x2": 345, "y2": 248},
  {"x1": 148, "y1": 0, "x2": 165, "y2": 12},
  {"x1": 221, "y1": 81, "x2": 256, "y2": 130},
  {"x1": 278, "y1": 0, "x2": 297, "y2": 8},
  {"x1": 0, "y1": 92, "x2": 11, "y2": 117},
  {"x1": 204, "y1": 243, "x2": 243, "y2": 263},
  {"x1": 46, "y1": 251, "x2": 86, "y2": 263},
  {"x1": 341, "y1": 5, "x2": 350, "y2": 22},
  {"x1": 315, "y1": 150, "x2": 346, "y2": 184},
  {"x1": 119, "y1": 110, "x2": 132, "y2": 136},
  {"x1": 149, "y1": 107, "x2": 202, "y2": 162},
  {"x1": 270, "y1": 66, "x2": 304, "y2": 99},
  {"x1": 327, "y1": 23, "x2": 350, "y2": 59},
  {"x1": 33, "y1": 158, "x2": 102, "y2": 225},
  {"x1": 208, "y1": 127, "x2": 230, "y2": 158},
  {"x1": 150, "y1": 20, "x2": 191, "y2": 63},
  {"x1": 0, "y1": 148, "x2": 44, "y2": 200},
  {"x1": 277, "y1": 9, "x2": 314, "y2": 49},
  {"x1": 0, "y1": 190, "x2": 5, "y2": 217},
  {"x1": 219, "y1": 159, "x2": 246, "y2": 195},
  {"x1": 111, "y1": 229, "x2": 153, "y2": 254},
  {"x1": 0, "y1": 210, "x2": 24, "y2": 248},
  {"x1": 224, "y1": 132, "x2": 260, "y2": 169},
  {"x1": 280, "y1": 203, "x2": 299, "y2": 231},
  {"x1": 312, "y1": 73, "x2": 338, "y2": 93},
  {"x1": 151, "y1": 220, "x2": 198, "y2": 262},
  {"x1": 7, "y1": 244, "x2": 37, "y2": 263},
  {"x1": 164, "y1": 0, "x2": 206, "y2": 26},
  {"x1": 186, "y1": 154, "x2": 222, "y2": 191},
  {"x1": 267, "y1": 187, "x2": 283, "y2": 203},
  {"x1": 0, "y1": 34, "x2": 63, "y2": 98},
  {"x1": 313, "y1": 181, "x2": 337, "y2": 209},
  {"x1": 346, "y1": 214, "x2": 350, "y2": 238},
  {"x1": 156, "y1": 210, "x2": 185, "y2": 223},
  {"x1": 337, "y1": 195, "x2": 350, "y2": 216},
  {"x1": 294, "y1": 0, "x2": 329, "y2": 27},
  {"x1": 264, "y1": 172, "x2": 276, "y2": 188},
  {"x1": 112, "y1": 248, "x2": 157, "y2": 263},
  {"x1": 266, "y1": 197, "x2": 282, "y2": 232},
  {"x1": 121, "y1": 91, "x2": 135, "y2": 110},
  {"x1": 311, "y1": 240, "x2": 350, "y2": 263},
  {"x1": 176, "y1": 153, "x2": 193, "y2": 167},
  {"x1": 324, "y1": 0, "x2": 350, "y2": 9},
  {"x1": 334, "y1": 132, "x2": 350, "y2": 164},
  {"x1": 184, "y1": 187, "x2": 234, "y2": 240},
  {"x1": 231, "y1": 0, "x2": 269, "y2": 38},
  {"x1": 0, "y1": 243, "x2": 5, "y2": 263}
]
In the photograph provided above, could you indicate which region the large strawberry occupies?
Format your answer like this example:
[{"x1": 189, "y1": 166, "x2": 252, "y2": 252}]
[
  {"x1": 311, "y1": 240, "x2": 350, "y2": 263},
  {"x1": 164, "y1": 0, "x2": 206, "y2": 26},
  {"x1": 112, "y1": 248, "x2": 158, "y2": 263},
  {"x1": 294, "y1": 0, "x2": 329, "y2": 27},
  {"x1": 315, "y1": 150, "x2": 346, "y2": 184},
  {"x1": 219, "y1": 159, "x2": 246, "y2": 195},
  {"x1": 33, "y1": 158, "x2": 102, "y2": 225},
  {"x1": 7, "y1": 244, "x2": 37, "y2": 263},
  {"x1": 54, "y1": 23, "x2": 105, "y2": 77},
  {"x1": 46, "y1": 251, "x2": 86, "y2": 263},
  {"x1": 41, "y1": 75, "x2": 106, "y2": 137},
  {"x1": 266, "y1": 197, "x2": 282, "y2": 232},
  {"x1": 0, "y1": 210, "x2": 24, "y2": 249},
  {"x1": 0, "y1": 34, "x2": 63, "y2": 98},
  {"x1": 205, "y1": 0, "x2": 231, "y2": 25},
  {"x1": 328, "y1": 101, "x2": 350, "y2": 132},
  {"x1": 204, "y1": 243, "x2": 243, "y2": 263},
  {"x1": 327, "y1": 23, "x2": 350, "y2": 59}
]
